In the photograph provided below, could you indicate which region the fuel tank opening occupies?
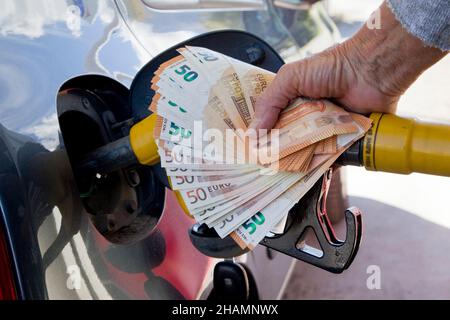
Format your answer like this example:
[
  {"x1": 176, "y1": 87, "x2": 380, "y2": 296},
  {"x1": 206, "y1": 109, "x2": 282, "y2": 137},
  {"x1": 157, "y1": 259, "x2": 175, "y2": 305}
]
[{"x1": 57, "y1": 75, "x2": 165, "y2": 244}]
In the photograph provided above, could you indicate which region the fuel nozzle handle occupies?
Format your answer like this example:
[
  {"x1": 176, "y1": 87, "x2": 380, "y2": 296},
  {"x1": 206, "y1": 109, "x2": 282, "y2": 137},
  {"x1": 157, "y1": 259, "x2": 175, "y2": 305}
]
[
  {"x1": 360, "y1": 113, "x2": 450, "y2": 177},
  {"x1": 76, "y1": 112, "x2": 450, "y2": 182}
]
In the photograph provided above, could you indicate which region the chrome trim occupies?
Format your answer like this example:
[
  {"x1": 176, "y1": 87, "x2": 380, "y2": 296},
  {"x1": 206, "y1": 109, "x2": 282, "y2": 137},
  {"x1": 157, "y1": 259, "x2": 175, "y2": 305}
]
[
  {"x1": 273, "y1": 0, "x2": 311, "y2": 10},
  {"x1": 141, "y1": 0, "x2": 266, "y2": 12}
]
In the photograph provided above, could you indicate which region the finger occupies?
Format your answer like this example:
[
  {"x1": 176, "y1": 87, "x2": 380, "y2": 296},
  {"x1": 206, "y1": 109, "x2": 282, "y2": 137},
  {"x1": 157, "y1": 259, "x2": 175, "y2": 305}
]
[
  {"x1": 252, "y1": 62, "x2": 302, "y2": 130},
  {"x1": 248, "y1": 104, "x2": 282, "y2": 131}
]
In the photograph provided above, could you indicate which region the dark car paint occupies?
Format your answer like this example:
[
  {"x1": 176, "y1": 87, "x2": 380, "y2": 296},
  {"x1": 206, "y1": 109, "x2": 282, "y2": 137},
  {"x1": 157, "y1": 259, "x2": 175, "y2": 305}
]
[{"x1": 0, "y1": 0, "x2": 339, "y2": 299}]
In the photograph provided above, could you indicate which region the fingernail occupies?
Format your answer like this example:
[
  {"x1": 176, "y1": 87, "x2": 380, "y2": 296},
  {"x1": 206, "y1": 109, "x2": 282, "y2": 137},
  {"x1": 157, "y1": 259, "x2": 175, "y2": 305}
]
[
  {"x1": 245, "y1": 120, "x2": 260, "y2": 138},
  {"x1": 248, "y1": 118, "x2": 261, "y2": 131}
]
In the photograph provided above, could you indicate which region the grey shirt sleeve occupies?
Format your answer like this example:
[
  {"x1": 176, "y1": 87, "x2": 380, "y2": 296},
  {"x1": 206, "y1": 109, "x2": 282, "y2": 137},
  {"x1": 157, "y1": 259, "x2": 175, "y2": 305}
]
[{"x1": 387, "y1": 0, "x2": 450, "y2": 51}]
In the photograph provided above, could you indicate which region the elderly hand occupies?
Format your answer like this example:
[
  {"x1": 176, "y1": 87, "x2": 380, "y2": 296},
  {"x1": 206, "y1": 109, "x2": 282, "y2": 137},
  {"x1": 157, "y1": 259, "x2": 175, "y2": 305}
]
[{"x1": 251, "y1": 1, "x2": 447, "y2": 131}]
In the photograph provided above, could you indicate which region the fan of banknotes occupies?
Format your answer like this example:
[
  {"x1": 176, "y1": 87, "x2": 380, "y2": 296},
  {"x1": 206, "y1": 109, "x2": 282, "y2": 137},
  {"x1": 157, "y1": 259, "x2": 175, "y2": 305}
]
[{"x1": 149, "y1": 46, "x2": 372, "y2": 250}]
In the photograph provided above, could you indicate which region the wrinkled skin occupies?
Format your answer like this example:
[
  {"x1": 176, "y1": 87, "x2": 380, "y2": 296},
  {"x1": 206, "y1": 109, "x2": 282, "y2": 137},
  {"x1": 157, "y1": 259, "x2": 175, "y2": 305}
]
[{"x1": 252, "y1": 1, "x2": 447, "y2": 131}]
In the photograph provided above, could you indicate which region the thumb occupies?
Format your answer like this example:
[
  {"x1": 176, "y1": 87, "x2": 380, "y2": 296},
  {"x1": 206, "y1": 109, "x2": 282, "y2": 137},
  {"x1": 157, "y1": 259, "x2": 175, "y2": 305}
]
[{"x1": 250, "y1": 62, "x2": 303, "y2": 131}]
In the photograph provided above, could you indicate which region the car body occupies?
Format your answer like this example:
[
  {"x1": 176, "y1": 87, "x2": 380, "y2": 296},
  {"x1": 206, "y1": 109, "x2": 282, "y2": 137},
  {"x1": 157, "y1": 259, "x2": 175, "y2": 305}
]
[{"x1": 0, "y1": 0, "x2": 339, "y2": 300}]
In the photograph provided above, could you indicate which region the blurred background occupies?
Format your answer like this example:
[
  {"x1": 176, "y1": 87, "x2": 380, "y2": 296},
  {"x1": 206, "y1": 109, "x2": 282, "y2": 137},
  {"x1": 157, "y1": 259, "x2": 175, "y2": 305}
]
[{"x1": 285, "y1": 0, "x2": 450, "y2": 299}]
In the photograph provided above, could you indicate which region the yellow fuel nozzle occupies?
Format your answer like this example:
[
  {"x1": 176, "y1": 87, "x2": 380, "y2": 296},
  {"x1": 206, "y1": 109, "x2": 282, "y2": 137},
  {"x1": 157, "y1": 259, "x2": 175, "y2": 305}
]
[
  {"x1": 129, "y1": 114, "x2": 160, "y2": 166},
  {"x1": 363, "y1": 113, "x2": 450, "y2": 177}
]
